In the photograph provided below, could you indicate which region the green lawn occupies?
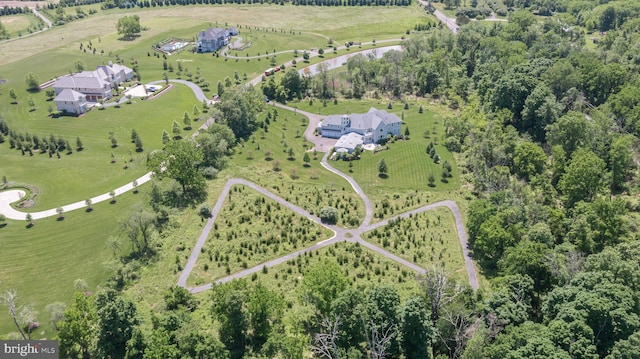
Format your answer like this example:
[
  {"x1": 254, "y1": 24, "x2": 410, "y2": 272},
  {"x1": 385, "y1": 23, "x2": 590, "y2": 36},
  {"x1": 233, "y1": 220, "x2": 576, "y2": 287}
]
[
  {"x1": 1, "y1": 84, "x2": 200, "y2": 210},
  {"x1": 0, "y1": 187, "x2": 147, "y2": 338},
  {"x1": 288, "y1": 99, "x2": 461, "y2": 218},
  {"x1": 1, "y1": 14, "x2": 42, "y2": 38}
]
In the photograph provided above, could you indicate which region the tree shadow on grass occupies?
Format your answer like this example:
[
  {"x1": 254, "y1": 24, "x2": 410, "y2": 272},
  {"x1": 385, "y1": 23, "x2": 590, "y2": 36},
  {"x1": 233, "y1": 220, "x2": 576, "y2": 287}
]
[
  {"x1": 378, "y1": 173, "x2": 388, "y2": 179},
  {"x1": 118, "y1": 34, "x2": 141, "y2": 41}
]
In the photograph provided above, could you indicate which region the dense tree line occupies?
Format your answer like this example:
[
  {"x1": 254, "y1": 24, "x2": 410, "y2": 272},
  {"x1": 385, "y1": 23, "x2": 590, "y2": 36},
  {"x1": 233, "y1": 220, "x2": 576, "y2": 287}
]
[
  {"x1": 106, "y1": 0, "x2": 411, "y2": 9},
  {"x1": 0, "y1": 6, "x2": 31, "y2": 16},
  {"x1": 258, "y1": 4, "x2": 640, "y2": 357},
  {"x1": 30, "y1": 3, "x2": 640, "y2": 358}
]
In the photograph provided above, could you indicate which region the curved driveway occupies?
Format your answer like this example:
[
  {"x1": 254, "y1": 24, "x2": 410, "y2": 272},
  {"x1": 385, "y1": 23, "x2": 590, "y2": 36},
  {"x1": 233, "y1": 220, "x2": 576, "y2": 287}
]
[{"x1": 0, "y1": 41, "x2": 478, "y2": 290}]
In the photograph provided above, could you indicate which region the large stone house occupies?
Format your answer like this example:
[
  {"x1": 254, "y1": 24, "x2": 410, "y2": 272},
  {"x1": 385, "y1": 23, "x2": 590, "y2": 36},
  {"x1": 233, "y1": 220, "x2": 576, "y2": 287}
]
[
  {"x1": 196, "y1": 28, "x2": 229, "y2": 53},
  {"x1": 52, "y1": 62, "x2": 134, "y2": 114},
  {"x1": 320, "y1": 108, "x2": 402, "y2": 152}
]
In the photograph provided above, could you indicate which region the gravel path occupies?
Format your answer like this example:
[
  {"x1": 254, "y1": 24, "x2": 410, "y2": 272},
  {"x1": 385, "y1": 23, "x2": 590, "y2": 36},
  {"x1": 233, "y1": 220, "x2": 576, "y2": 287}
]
[
  {"x1": 177, "y1": 104, "x2": 479, "y2": 291},
  {"x1": 178, "y1": 177, "x2": 479, "y2": 293}
]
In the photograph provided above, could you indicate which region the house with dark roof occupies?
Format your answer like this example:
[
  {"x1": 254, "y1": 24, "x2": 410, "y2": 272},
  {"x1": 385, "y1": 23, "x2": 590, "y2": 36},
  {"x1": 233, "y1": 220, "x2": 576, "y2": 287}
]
[
  {"x1": 197, "y1": 28, "x2": 229, "y2": 53},
  {"x1": 54, "y1": 89, "x2": 88, "y2": 114},
  {"x1": 320, "y1": 108, "x2": 402, "y2": 148}
]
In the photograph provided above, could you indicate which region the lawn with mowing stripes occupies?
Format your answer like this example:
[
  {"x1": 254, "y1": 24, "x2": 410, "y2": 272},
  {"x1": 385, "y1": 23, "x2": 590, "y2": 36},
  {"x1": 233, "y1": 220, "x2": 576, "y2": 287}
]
[
  {"x1": 326, "y1": 103, "x2": 459, "y2": 189},
  {"x1": 0, "y1": 188, "x2": 147, "y2": 338},
  {"x1": 0, "y1": 84, "x2": 200, "y2": 210}
]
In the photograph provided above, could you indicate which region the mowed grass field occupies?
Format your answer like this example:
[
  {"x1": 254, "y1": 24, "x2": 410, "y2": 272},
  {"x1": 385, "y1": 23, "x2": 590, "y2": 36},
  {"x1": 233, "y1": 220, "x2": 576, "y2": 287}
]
[
  {"x1": 0, "y1": 14, "x2": 41, "y2": 38},
  {"x1": 1, "y1": 84, "x2": 200, "y2": 209},
  {"x1": 0, "y1": 3, "x2": 429, "y2": 67},
  {"x1": 290, "y1": 99, "x2": 461, "y2": 216},
  {"x1": 0, "y1": 188, "x2": 147, "y2": 337}
]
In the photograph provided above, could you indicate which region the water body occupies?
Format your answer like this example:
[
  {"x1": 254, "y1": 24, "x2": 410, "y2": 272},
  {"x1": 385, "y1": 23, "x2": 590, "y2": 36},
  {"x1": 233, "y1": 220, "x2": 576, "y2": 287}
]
[{"x1": 298, "y1": 45, "x2": 403, "y2": 77}]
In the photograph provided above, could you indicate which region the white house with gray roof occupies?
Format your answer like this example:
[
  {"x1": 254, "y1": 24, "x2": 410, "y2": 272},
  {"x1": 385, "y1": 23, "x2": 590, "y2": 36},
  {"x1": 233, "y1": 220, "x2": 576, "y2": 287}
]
[
  {"x1": 52, "y1": 63, "x2": 135, "y2": 113},
  {"x1": 54, "y1": 89, "x2": 88, "y2": 115},
  {"x1": 320, "y1": 108, "x2": 402, "y2": 151}
]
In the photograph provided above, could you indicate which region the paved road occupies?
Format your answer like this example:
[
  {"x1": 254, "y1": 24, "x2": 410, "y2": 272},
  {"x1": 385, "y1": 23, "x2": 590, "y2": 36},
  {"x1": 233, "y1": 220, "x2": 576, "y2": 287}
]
[
  {"x1": 417, "y1": 0, "x2": 459, "y2": 33},
  {"x1": 0, "y1": 173, "x2": 153, "y2": 220}
]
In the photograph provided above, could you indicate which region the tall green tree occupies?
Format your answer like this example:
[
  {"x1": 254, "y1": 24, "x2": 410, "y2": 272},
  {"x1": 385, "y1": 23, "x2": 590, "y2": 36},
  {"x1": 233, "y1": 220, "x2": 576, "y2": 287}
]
[
  {"x1": 147, "y1": 139, "x2": 206, "y2": 201},
  {"x1": 216, "y1": 86, "x2": 264, "y2": 140},
  {"x1": 609, "y1": 134, "x2": 635, "y2": 193},
  {"x1": 58, "y1": 292, "x2": 97, "y2": 359},
  {"x1": 25, "y1": 72, "x2": 40, "y2": 92},
  {"x1": 400, "y1": 296, "x2": 434, "y2": 359},
  {"x1": 302, "y1": 260, "x2": 347, "y2": 316},
  {"x1": 211, "y1": 280, "x2": 249, "y2": 359},
  {"x1": 116, "y1": 15, "x2": 141, "y2": 39},
  {"x1": 247, "y1": 283, "x2": 284, "y2": 352},
  {"x1": 331, "y1": 288, "x2": 366, "y2": 351},
  {"x1": 546, "y1": 111, "x2": 594, "y2": 158},
  {"x1": 95, "y1": 289, "x2": 140, "y2": 359},
  {"x1": 513, "y1": 141, "x2": 547, "y2": 181},
  {"x1": 559, "y1": 148, "x2": 607, "y2": 206}
]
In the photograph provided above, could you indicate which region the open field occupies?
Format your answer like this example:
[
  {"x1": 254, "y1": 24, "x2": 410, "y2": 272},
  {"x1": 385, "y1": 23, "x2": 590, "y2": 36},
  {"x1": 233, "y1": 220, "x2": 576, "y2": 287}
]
[
  {"x1": 1, "y1": 14, "x2": 41, "y2": 37},
  {"x1": 0, "y1": 3, "x2": 428, "y2": 66},
  {"x1": 187, "y1": 184, "x2": 334, "y2": 286},
  {"x1": 0, "y1": 187, "x2": 147, "y2": 337}
]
